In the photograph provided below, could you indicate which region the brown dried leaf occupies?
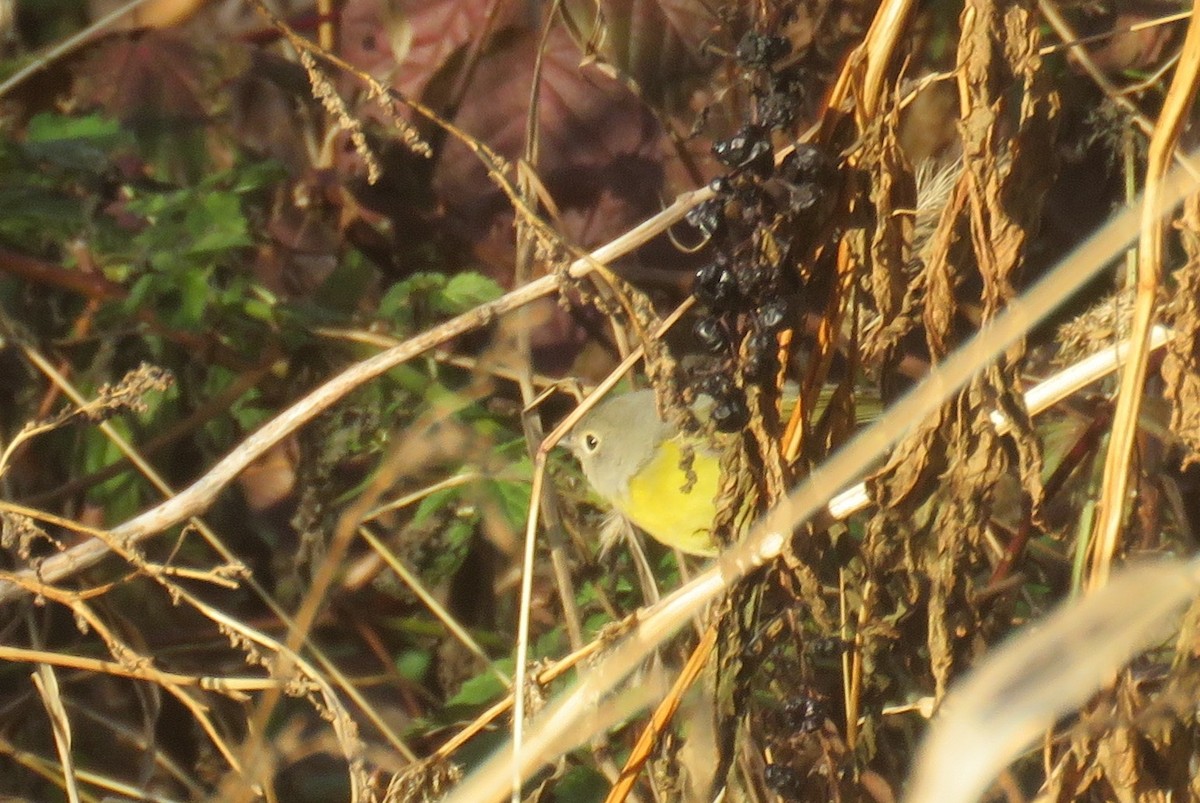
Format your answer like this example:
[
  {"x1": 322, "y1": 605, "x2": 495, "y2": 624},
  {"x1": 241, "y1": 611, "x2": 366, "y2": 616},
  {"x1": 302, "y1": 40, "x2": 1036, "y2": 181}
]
[
  {"x1": 1162, "y1": 193, "x2": 1200, "y2": 466},
  {"x1": 861, "y1": 0, "x2": 1056, "y2": 699},
  {"x1": 858, "y1": 98, "x2": 919, "y2": 366},
  {"x1": 919, "y1": 181, "x2": 966, "y2": 360}
]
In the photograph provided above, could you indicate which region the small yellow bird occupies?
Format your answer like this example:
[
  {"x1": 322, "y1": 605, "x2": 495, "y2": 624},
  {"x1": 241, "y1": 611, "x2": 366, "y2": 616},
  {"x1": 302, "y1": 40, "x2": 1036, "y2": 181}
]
[{"x1": 563, "y1": 389, "x2": 728, "y2": 556}]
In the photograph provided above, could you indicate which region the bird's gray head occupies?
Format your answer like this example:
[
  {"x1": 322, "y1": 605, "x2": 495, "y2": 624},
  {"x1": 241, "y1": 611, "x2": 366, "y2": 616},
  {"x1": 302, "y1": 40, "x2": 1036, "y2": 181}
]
[{"x1": 564, "y1": 389, "x2": 672, "y2": 501}]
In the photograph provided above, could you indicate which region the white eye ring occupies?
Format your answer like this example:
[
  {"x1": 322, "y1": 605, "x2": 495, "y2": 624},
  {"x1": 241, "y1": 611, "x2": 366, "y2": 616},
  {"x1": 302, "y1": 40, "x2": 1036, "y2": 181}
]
[{"x1": 583, "y1": 433, "x2": 600, "y2": 451}]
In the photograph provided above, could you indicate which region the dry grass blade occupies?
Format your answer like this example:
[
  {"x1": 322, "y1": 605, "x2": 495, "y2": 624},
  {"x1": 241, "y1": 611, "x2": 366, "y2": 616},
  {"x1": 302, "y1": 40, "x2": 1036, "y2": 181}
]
[
  {"x1": 31, "y1": 664, "x2": 79, "y2": 803},
  {"x1": 907, "y1": 559, "x2": 1200, "y2": 803},
  {"x1": 1089, "y1": 9, "x2": 1200, "y2": 589}
]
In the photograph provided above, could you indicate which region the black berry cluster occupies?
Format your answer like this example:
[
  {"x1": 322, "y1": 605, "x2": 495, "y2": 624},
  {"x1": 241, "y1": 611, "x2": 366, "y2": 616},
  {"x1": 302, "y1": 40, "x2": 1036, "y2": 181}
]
[{"x1": 685, "y1": 28, "x2": 841, "y2": 432}]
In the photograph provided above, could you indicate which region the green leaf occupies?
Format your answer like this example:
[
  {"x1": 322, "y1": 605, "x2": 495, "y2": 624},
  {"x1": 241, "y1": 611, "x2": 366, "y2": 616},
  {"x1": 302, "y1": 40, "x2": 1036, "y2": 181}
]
[
  {"x1": 552, "y1": 766, "x2": 608, "y2": 802},
  {"x1": 311, "y1": 249, "x2": 374, "y2": 314},
  {"x1": 224, "y1": 158, "x2": 288, "y2": 193},
  {"x1": 184, "y1": 193, "x2": 251, "y2": 254},
  {"x1": 26, "y1": 112, "x2": 122, "y2": 143},
  {"x1": 439, "y1": 271, "x2": 503, "y2": 313},
  {"x1": 483, "y1": 476, "x2": 532, "y2": 531},
  {"x1": 81, "y1": 418, "x2": 141, "y2": 523},
  {"x1": 395, "y1": 649, "x2": 432, "y2": 682},
  {"x1": 412, "y1": 485, "x2": 460, "y2": 526},
  {"x1": 447, "y1": 666, "x2": 510, "y2": 707},
  {"x1": 425, "y1": 516, "x2": 475, "y2": 581},
  {"x1": 125, "y1": 274, "x2": 156, "y2": 309},
  {"x1": 22, "y1": 112, "x2": 127, "y2": 173},
  {"x1": 174, "y1": 266, "x2": 212, "y2": 329}
]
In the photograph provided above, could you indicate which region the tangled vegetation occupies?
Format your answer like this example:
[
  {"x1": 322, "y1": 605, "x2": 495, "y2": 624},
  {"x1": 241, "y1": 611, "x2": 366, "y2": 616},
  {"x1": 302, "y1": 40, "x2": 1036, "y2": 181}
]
[{"x1": 3, "y1": 1, "x2": 1200, "y2": 801}]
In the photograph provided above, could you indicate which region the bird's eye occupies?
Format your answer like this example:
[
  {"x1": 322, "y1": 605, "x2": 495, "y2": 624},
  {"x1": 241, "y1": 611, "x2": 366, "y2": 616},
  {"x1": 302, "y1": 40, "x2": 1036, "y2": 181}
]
[{"x1": 583, "y1": 433, "x2": 600, "y2": 451}]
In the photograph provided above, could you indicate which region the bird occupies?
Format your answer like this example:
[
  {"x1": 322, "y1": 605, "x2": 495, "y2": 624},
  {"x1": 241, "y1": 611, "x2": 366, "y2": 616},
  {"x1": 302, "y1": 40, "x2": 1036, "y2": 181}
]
[{"x1": 563, "y1": 389, "x2": 729, "y2": 556}]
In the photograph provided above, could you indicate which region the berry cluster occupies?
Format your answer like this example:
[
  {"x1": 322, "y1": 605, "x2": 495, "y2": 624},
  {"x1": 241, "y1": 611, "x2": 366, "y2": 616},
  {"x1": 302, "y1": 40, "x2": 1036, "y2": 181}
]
[{"x1": 684, "y1": 32, "x2": 840, "y2": 432}]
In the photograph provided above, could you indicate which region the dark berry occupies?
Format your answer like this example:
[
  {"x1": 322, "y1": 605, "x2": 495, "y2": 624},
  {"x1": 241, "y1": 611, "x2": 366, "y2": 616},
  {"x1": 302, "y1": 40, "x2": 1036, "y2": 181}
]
[
  {"x1": 702, "y1": 373, "x2": 736, "y2": 400},
  {"x1": 693, "y1": 259, "x2": 740, "y2": 310},
  {"x1": 711, "y1": 394, "x2": 749, "y2": 433},
  {"x1": 685, "y1": 197, "x2": 726, "y2": 240},
  {"x1": 763, "y1": 764, "x2": 803, "y2": 796},
  {"x1": 708, "y1": 175, "x2": 732, "y2": 195},
  {"x1": 781, "y1": 696, "x2": 826, "y2": 734},
  {"x1": 760, "y1": 91, "x2": 799, "y2": 130},
  {"x1": 693, "y1": 316, "x2": 729, "y2": 354},
  {"x1": 734, "y1": 255, "x2": 781, "y2": 305},
  {"x1": 766, "y1": 66, "x2": 808, "y2": 105},
  {"x1": 730, "y1": 179, "x2": 775, "y2": 217},
  {"x1": 788, "y1": 182, "x2": 826, "y2": 217},
  {"x1": 736, "y1": 32, "x2": 792, "y2": 68},
  {"x1": 713, "y1": 124, "x2": 773, "y2": 174},
  {"x1": 779, "y1": 144, "x2": 837, "y2": 188},
  {"x1": 808, "y1": 636, "x2": 850, "y2": 659},
  {"x1": 756, "y1": 299, "x2": 790, "y2": 332}
]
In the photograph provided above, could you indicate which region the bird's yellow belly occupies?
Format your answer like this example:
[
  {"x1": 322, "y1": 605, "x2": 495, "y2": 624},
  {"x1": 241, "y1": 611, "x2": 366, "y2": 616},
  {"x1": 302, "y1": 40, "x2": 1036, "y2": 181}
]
[{"x1": 617, "y1": 437, "x2": 721, "y2": 556}]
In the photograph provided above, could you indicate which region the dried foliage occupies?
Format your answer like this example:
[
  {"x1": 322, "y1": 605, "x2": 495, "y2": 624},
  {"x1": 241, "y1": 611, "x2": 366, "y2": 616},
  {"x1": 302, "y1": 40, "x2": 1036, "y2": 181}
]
[{"x1": 2, "y1": 1, "x2": 1200, "y2": 802}]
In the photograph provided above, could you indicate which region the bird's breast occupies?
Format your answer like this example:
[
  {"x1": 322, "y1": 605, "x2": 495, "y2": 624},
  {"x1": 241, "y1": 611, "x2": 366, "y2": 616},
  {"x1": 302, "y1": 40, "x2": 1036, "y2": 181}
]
[{"x1": 618, "y1": 437, "x2": 721, "y2": 556}]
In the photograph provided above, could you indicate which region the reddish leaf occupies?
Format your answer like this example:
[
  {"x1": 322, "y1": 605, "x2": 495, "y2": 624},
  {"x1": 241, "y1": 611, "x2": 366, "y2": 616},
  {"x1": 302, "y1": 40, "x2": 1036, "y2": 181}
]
[
  {"x1": 433, "y1": 25, "x2": 664, "y2": 244},
  {"x1": 339, "y1": 0, "x2": 523, "y2": 100},
  {"x1": 73, "y1": 30, "x2": 209, "y2": 124}
]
